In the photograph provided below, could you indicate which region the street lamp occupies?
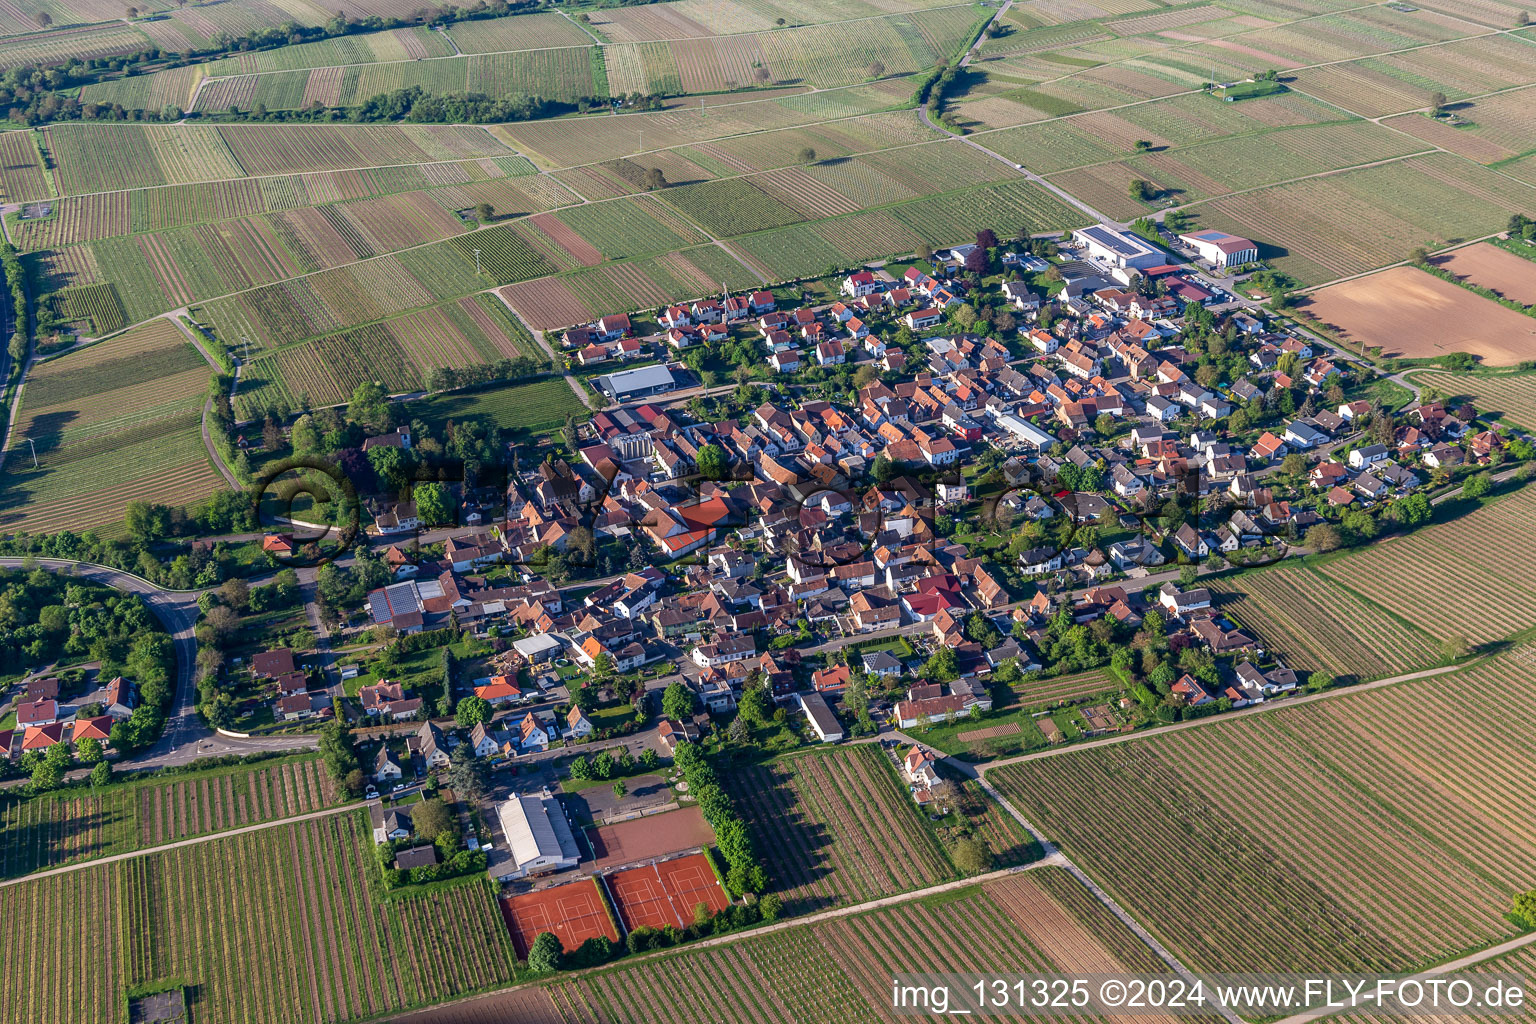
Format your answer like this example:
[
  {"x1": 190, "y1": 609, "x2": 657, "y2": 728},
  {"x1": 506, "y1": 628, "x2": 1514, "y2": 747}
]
[
  {"x1": 15, "y1": 436, "x2": 36, "y2": 469},
  {"x1": 472, "y1": 249, "x2": 482, "y2": 275}
]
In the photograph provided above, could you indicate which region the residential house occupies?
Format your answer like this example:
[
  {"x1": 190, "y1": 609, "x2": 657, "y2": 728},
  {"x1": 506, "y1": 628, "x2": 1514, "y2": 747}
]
[
  {"x1": 565, "y1": 706, "x2": 594, "y2": 740},
  {"x1": 374, "y1": 745, "x2": 404, "y2": 783},
  {"x1": 470, "y1": 721, "x2": 500, "y2": 757},
  {"x1": 1349, "y1": 444, "x2": 1390, "y2": 469}
]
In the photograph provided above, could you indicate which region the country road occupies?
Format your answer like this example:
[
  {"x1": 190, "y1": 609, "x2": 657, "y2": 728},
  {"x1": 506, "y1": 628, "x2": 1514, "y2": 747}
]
[{"x1": 0, "y1": 558, "x2": 318, "y2": 776}]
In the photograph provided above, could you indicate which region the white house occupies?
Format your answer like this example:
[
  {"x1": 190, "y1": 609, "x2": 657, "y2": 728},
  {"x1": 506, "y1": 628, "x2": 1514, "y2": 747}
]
[
  {"x1": 565, "y1": 706, "x2": 594, "y2": 740},
  {"x1": 841, "y1": 271, "x2": 881, "y2": 298},
  {"x1": 374, "y1": 745, "x2": 403, "y2": 783},
  {"x1": 1349, "y1": 444, "x2": 1390, "y2": 469},
  {"x1": 691, "y1": 636, "x2": 755, "y2": 668},
  {"x1": 1158, "y1": 583, "x2": 1211, "y2": 616},
  {"x1": 1284, "y1": 421, "x2": 1327, "y2": 449}
]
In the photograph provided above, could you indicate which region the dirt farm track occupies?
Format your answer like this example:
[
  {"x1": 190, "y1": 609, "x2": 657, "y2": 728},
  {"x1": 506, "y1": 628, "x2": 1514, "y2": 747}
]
[{"x1": 1300, "y1": 264, "x2": 1536, "y2": 366}]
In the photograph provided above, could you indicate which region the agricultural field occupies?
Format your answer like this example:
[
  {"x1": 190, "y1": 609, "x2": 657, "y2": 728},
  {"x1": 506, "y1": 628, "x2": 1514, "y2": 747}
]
[
  {"x1": 228, "y1": 290, "x2": 533, "y2": 418},
  {"x1": 1297, "y1": 266, "x2": 1536, "y2": 366},
  {"x1": 500, "y1": 243, "x2": 760, "y2": 331},
  {"x1": 0, "y1": 130, "x2": 52, "y2": 203},
  {"x1": 0, "y1": 757, "x2": 338, "y2": 880},
  {"x1": 0, "y1": 812, "x2": 518, "y2": 1024},
  {"x1": 46, "y1": 283, "x2": 126, "y2": 337},
  {"x1": 0, "y1": 318, "x2": 221, "y2": 535},
  {"x1": 1313, "y1": 484, "x2": 1536, "y2": 645},
  {"x1": 992, "y1": 647, "x2": 1536, "y2": 975},
  {"x1": 1185, "y1": 155, "x2": 1536, "y2": 286},
  {"x1": 1049, "y1": 120, "x2": 1432, "y2": 220},
  {"x1": 1207, "y1": 564, "x2": 1443, "y2": 681},
  {"x1": 1408, "y1": 370, "x2": 1536, "y2": 430},
  {"x1": 43, "y1": 123, "x2": 512, "y2": 197},
  {"x1": 536, "y1": 867, "x2": 1183, "y2": 1024},
  {"x1": 722, "y1": 744, "x2": 954, "y2": 915},
  {"x1": 1430, "y1": 242, "x2": 1536, "y2": 306},
  {"x1": 656, "y1": 177, "x2": 807, "y2": 237},
  {"x1": 546, "y1": 197, "x2": 707, "y2": 260}
]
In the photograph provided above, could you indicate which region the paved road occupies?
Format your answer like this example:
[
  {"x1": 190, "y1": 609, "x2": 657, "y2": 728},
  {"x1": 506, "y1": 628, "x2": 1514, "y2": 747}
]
[{"x1": 0, "y1": 558, "x2": 318, "y2": 773}]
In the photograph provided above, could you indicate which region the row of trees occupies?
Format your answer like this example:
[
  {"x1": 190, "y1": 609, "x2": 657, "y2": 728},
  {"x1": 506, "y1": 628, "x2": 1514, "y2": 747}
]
[{"x1": 672, "y1": 741, "x2": 765, "y2": 896}]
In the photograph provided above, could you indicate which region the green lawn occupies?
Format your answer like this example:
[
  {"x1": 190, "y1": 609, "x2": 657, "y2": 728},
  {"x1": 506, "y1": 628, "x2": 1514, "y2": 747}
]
[{"x1": 413, "y1": 377, "x2": 588, "y2": 438}]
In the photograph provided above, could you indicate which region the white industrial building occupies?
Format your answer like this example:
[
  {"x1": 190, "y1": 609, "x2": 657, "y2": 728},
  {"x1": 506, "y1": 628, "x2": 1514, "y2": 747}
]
[
  {"x1": 596, "y1": 363, "x2": 678, "y2": 402},
  {"x1": 495, "y1": 793, "x2": 580, "y2": 881},
  {"x1": 1072, "y1": 225, "x2": 1165, "y2": 270},
  {"x1": 511, "y1": 632, "x2": 564, "y2": 663},
  {"x1": 996, "y1": 413, "x2": 1057, "y2": 448}
]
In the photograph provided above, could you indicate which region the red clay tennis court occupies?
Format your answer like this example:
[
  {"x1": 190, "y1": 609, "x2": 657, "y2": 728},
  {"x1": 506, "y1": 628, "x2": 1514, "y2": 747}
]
[
  {"x1": 500, "y1": 878, "x2": 619, "y2": 956},
  {"x1": 586, "y1": 805, "x2": 715, "y2": 869},
  {"x1": 605, "y1": 852, "x2": 730, "y2": 931}
]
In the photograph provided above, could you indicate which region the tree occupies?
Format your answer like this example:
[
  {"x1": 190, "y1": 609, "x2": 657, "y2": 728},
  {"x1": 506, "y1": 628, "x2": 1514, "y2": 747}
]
[
  {"x1": 318, "y1": 720, "x2": 361, "y2": 792},
  {"x1": 527, "y1": 931, "x2": 563, "y2": 973},
  {"x1": 1178, "y1": 564, "x2": 1198, "y2": 587},
  {"x1": 726, "y1": 712, "x2": 751, "y2": 745},
  {"x1": 1134, "y1": 139, "x2": 1154, "y2": 152},
  {"x1": 695, "y1": 443, "x2": 729, "y2": 480},
  {"x1": 797, "y1": 146, "x2": 817, "y2": 164},
  {"x1": 455, "y1": 695, "x2": 491, "y2": 728},
  {"x1": 613, "y1": 779, "x2": 627, "y2": 798},
  {"x1": 1304, "y1": 523, "x2": 1342, "y2": 552},
  {"x1": 923, "y1": 646, "x2": 958, "y2": 683},
  {"x1": 737, "y1": 684, "x2": 771, "y2": 725},
  {"x1": 124, "y1": 501, "x2": 172, "y2": 542},
  {"x1": 1461, "y1": 471, "x2": 1492, "y2": 498},
  {"x1": 348, "y1": 380, "x2": 390, "y2": 432},
  {"x1": 34, "y1": 11, "x2": 51, "y2": 27},
  {"x1": 1129, "y1": 179, "x2": 1156, "y2": 202},
  {"x1": 640, "y1": 747, "x2": 660, "y2": 770},
  {"x1": 759, "y1": 892, "x2": 783, "y2": 922},
  {"x1": 1280, "y1": 452, "x2": 1308, "y2": 477},
  {"x1": 75, "y1": 737, "x2": 104, "y2": 764},
  {"x1": 414, "y1": 796, "x2": 457, "y2": 848},
  {"x1": 89, "y1": 760, "x2": 112, "y2": 788},
  {"x1": 643, "y1": 167, "x2": 667, "y2": 191},
  {"x1": 474, "y1": 202, "x2": 494, "y2": 223},
  {"x1": 414, "y1": 482, "x2": 453, "y2": 526},
  {"x1": 662, "y1": 681, "x2": 696, "y2": 721},
  {"x1": 952, "y1": 837, "x2": 993, "y2": 875},
  {"x1": 1429, "y1": 90, "x2": 1447, "y2": 113},
  {"x1": 868, "y1": 60, "x2": 885, "y2": 78},
  {"x1": 448, "y1": 746, "x2": 488, "y2": 798},
  {"x1": 126, "y1": 6, "x2": 138, "y2": 17}
]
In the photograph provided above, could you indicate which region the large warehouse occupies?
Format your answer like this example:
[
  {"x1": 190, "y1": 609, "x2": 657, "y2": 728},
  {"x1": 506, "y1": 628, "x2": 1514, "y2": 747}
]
[
  {"x1": 596, "y1": 364, "x2": 678, "y2": 402},
  {"x1": 495, "y1": 793, "x2": 581, "y2": 882}
]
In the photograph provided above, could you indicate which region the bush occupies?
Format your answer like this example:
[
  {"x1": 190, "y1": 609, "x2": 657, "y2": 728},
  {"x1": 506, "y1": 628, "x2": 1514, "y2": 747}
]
[{"x1": 568, "y1": 935, "x2": 613, "y2": 968}]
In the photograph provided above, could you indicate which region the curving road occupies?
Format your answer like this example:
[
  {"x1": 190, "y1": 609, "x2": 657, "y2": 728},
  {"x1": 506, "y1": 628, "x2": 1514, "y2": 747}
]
[{"x1": 0, "y1": 558, "x2": 318, "y2": 773}]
